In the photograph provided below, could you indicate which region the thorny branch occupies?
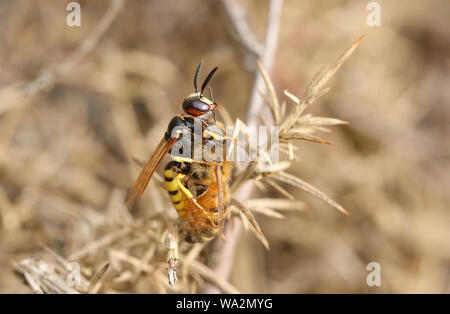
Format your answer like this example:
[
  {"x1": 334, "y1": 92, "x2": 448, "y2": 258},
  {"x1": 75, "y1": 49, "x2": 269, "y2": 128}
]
[
  {"x1": 203, "y1": 0, "x2": 284, "y2": 294},
  {"x1": 203, "y1": 4, "x2": 362, "y2": 292}
]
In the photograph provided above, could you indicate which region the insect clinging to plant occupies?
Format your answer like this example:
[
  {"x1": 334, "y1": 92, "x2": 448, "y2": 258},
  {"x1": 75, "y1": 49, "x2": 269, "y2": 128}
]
[{"x1": 125, "y1": 61, "x2": 232, "y2": 242}]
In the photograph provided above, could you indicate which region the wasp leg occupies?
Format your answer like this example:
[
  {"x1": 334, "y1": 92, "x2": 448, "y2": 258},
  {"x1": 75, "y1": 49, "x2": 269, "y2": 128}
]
[
  {"x1": 175, "y1": 173, "x2": 217, "y2": 228},
  {"x1": 202, "y1": 130, "x2": 238, "y2": 143},
  {"x1": 203, "y1": 129, "x2": 226, "y2": 141},
  {"x1": 215, "y1": 165, "x2": 227, "y2": 242}
]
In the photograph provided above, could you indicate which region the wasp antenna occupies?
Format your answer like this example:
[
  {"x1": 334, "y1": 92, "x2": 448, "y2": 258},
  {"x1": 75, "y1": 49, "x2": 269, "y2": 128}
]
[
  {"x1": 194, "y1": 61, "x2": 203, "y2": 93},
  {"x1": 208, "y1": 86, "x2": 215, "y2": 103},
  {"x1": 201, "y1": 66, "x2": 219, "y2": 94}
]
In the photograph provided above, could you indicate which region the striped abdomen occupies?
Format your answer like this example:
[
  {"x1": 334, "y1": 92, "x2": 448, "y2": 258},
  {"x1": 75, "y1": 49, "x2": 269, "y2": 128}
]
[
  {"x1": 164, "y1": 161, "x2": 186, "y2": 218},
  {"x1": 163, "y1": 160, "x2": 231, "y2": 243}
]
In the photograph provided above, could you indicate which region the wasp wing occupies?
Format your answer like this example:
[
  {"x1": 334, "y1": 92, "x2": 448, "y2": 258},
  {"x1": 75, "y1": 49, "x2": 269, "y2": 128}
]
[{"x1": 126, "y1": 136, "x2": 177, "y2": 208}]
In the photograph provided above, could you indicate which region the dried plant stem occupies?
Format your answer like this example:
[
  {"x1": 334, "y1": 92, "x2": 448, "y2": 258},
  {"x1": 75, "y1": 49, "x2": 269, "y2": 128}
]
[
  {"x1": 165, "y1": 233, "x2": 179, "y2": 287},
  {"x1": 246, "y1": 0, "x2": 283, "y2": 127},
  {"x1": 68, "y1": 229, "x2": 131, "y2": 261},
  {"x1": 221, "y1": 0, "x2": 264, "y2": 57},
  {"x1": 189, "y1": 260, "x2": 240, "y2": 294}
]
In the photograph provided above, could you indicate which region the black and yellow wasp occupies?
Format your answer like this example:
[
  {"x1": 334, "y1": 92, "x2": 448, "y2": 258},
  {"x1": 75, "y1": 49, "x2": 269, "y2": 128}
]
[{"x1": 126, "y1": 62, "x2": 231, "y2": 242}]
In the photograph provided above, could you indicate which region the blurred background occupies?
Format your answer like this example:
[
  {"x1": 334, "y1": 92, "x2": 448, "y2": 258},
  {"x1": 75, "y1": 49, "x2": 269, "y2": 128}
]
[{"x1": 0, "y1": 0, "x2": 449, "y2": 293}]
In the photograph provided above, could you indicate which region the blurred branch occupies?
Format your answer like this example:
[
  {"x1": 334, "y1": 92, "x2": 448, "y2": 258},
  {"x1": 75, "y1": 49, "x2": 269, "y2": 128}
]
[
  {"x1": 202, "y1": 0, "x2": 283, "y2": 294},
  {"x1": 14, "y1": 258, "x2": 83, "y2": 294},
  {"x1": 221, "y1": 0, "x2": 264, "y2": 58},
  {"x1": 0, "y1": 0, "x2": 124, "y2": 114},
  {"x1": 189, "y1": 260, "x2": 240, "y2": 294},
  {"x1": 56, "y1": 0, "x2": 124, "y2": 75},
  {"x1": 246, "y1": 0, "x2": 283, "y2": 127}
]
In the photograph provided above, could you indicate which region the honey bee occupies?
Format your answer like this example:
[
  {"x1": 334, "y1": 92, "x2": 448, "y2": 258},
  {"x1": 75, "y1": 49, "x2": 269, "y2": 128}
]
[{"x1": 126, "y1": 62, "x2": 231, "y2": 242}]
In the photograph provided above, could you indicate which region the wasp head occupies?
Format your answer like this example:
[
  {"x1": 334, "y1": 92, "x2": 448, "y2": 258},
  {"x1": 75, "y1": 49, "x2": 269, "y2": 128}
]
[
  {"x1": 182, "y1": 94, "x2": 216, "y2": 117},
  {"x1": 181, "y1": 61, "x2": 218, "y2": 118}
]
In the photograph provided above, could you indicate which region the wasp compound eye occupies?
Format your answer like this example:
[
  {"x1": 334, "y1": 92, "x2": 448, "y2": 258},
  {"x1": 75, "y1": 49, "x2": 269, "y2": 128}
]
[
  {"x1": 182, "y1": 99, "x2": 211, "y2": 116},
  {"x1": 191, "y1": 100, "x2": 210, "y2": 112}
]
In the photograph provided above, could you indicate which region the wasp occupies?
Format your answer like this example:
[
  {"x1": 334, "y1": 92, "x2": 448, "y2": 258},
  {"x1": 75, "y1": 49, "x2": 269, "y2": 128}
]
[{"x1": 126, "y1": 61, "x2": 232, "y2": 242}]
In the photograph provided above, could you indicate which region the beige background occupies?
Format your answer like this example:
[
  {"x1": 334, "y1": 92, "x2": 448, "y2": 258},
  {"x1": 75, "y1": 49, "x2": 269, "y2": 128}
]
[{"x1": 0, "y1": 0, "x2": 449, "y2": 293}]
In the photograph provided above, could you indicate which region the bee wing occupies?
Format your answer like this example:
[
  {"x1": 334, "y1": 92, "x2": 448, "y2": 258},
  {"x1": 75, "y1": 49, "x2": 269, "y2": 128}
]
[
  {"x1": 126, "y1": 136, "x2": 177, "y2": 208},
  {"x1": 215, "y1": 165, "x2": 225, "y2": 234}
]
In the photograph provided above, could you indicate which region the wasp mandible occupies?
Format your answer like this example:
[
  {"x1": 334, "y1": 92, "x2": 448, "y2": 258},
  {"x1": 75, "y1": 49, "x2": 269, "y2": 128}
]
[{"x1": 126, "y1": 61, "x2": 232, "y2": 242}]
